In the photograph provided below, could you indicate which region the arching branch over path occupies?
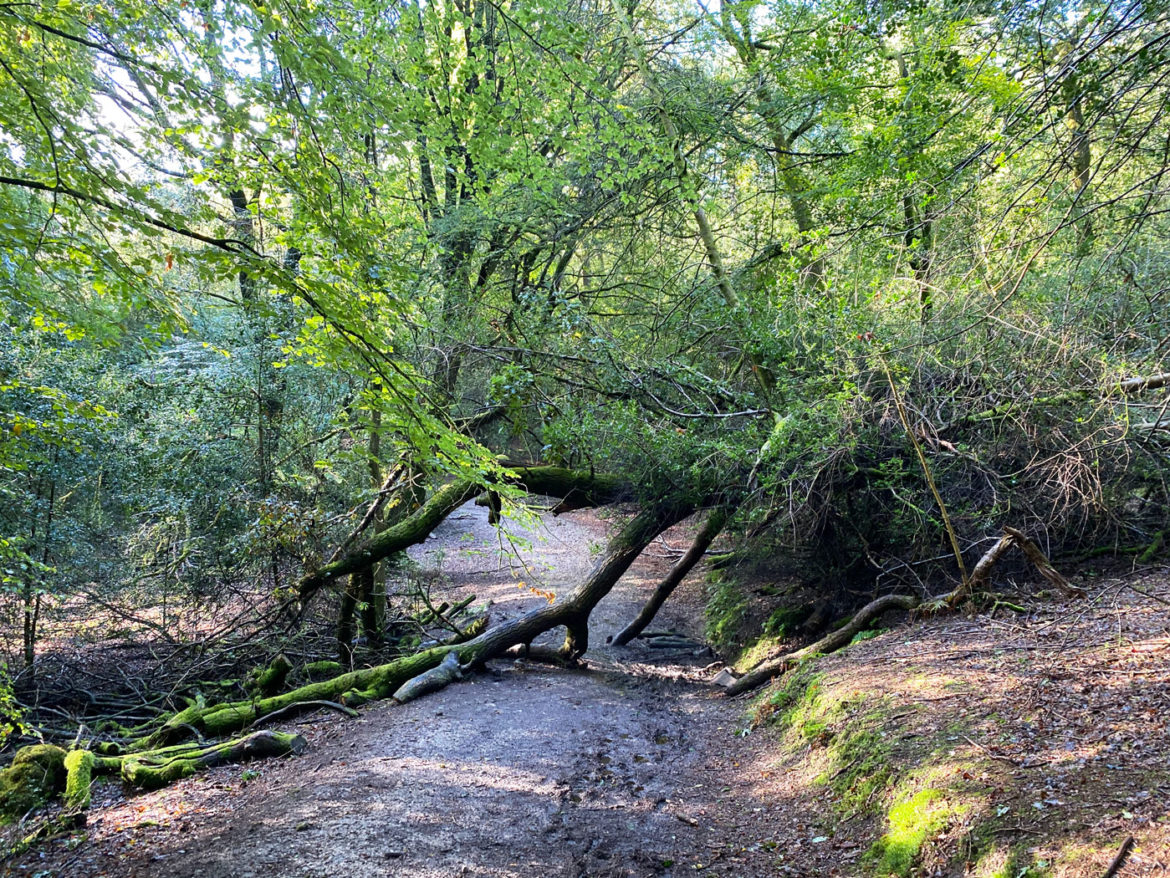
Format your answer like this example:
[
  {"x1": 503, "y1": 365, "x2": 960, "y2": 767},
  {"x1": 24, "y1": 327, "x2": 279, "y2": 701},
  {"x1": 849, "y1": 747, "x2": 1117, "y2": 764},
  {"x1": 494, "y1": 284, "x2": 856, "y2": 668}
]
[{"x1": 297, "y1": 465, "x2": 628, "y2": 603}]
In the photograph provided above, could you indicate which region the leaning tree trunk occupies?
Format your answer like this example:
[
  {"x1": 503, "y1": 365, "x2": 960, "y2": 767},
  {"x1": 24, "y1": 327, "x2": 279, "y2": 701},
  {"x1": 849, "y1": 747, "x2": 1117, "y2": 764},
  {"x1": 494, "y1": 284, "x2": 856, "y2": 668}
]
[
  {"x1": 154, "y1": 499, "x2": 693, "y2": 746},
  {"x1": 298, "y1": 465, "x2": 627, "y2": 604},
  {"x1": 723, "y1": 594, "x2": 919, "y2": 696},
  {"x1": 612, "y1": 507, "x2": 728, "y2": 646}
]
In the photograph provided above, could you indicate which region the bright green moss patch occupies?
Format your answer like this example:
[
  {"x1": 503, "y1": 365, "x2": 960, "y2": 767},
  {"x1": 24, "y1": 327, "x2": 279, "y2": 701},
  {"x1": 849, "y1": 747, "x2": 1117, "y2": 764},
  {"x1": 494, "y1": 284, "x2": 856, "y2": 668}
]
[
  {"x1": 750, "y1": 664, "x2": 821, "y2": 728},
  {"x1": 819, "y1": 724, "x2": 893, "y2": 815},
  {"x1": 868, "y1": 788, "x2": 964, "y2": 877},
  {"x1": 849, "y1": 626, "x2": 888, "y2": 645},
  {"x1": 63, "y1": 750, "x2": 96, "y2": 811},
  {"x1": 765, "y1": 605, "x2": 813, "y2": 639},
  {"x1": 753, "y1": 666, "x2": 899, "y2": 816},
  {"x1": 250, "y1": 654, "x2": 293, "y2": 696},
  {"x1": 301, "y1": 660, "x2": 343, "y2": 679}
]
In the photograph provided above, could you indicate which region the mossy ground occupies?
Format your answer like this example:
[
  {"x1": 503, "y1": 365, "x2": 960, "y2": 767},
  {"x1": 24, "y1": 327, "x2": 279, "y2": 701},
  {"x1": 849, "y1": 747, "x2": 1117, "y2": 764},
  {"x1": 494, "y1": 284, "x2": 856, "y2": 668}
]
[
  {"x1": 746, "y1": 585, "x2": 1169, "y2": 877},
  {"x1": 0, "y1": 745, "x2": 67, "y2": 821}
]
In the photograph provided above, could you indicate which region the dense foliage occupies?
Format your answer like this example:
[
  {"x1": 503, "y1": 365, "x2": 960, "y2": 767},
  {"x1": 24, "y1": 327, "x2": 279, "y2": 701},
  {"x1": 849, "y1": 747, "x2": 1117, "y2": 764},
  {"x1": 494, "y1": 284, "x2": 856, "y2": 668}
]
[{"x1": 2, "y1": 0, "x2": 1168, "y2": 665}]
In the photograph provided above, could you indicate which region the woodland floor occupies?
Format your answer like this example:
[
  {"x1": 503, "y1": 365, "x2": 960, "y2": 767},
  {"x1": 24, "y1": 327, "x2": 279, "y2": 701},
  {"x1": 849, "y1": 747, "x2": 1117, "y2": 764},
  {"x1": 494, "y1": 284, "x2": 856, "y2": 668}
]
[{"x1": 3, "y1": 502, "x2": 1170, "y2": 877}]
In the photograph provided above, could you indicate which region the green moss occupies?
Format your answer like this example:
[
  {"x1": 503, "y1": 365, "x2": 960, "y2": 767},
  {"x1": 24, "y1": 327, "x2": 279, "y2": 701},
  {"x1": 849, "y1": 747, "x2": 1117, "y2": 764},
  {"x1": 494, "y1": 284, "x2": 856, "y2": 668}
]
[
  {"x1": 819, "y1": 725, "x2": 893, "y2": 815},
  {"x1": 0, "y1": 744, "x2": 67, "y2": 819},
  {"x1": 302, "y1": 660, "x2": 343, "y2": 679},
  {"x1": 754, "y1": 666, "x2": 898, "y2": 817},
  {"x1": 764, "y1": 604, "x2": 813, "y2": 638},
  {"x1": 750, "y1": 664, "x2": 821, "y2": 728},
  {"x1": 868, "y1": 789, "x2": 959, "y2": 876},
  {"x1": 150, "y1": 644, "x2": 463, "y2": 745},
  {"x1": 704, "y1": 572, "x2": 749, "y2": 654},
  {"x1": 250, "y1": 654, "x2": 293, "y2": 696},
  {"x1": 849, "y1": 626, "x2": 889, "y2": 645},
  {"x1": 63, "y1": 750, "x2": 95, "y2": 811},
  {"x1": 121, "y1": 731, "x2": 304, "y2": 790}
]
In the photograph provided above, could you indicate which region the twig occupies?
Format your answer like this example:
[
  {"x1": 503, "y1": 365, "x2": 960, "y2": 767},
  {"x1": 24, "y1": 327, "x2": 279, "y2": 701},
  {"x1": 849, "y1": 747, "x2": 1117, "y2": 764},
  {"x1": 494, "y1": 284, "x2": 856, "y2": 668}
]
[
  {"x1": 962, "y1": 735, "x2": 1021, "y2": 766},
  {"x1": 1101, "y1": 836, "x2": 1135, "y2": 878},
  {"x1": 248, "y1": 700, "x2": 359, "y2": 730}
]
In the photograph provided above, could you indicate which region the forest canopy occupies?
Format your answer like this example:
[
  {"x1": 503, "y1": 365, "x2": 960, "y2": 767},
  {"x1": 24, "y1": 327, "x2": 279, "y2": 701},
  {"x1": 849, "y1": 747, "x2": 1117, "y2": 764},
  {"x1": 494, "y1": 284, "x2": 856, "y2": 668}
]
[{"x1": 1, "y1": 0, "x2": 1168, "y2": 724}]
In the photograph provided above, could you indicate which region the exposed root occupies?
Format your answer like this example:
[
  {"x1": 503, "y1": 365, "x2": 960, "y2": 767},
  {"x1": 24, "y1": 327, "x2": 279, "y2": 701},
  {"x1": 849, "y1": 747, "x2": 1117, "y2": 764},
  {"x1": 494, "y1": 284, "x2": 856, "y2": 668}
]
[
  {"x1": 392, "y1": 651, "x2": 464, "y2": 704},
  {"x1": 940, "y1": 526, "x2": 1083, "y2": 608},
  {"x1": 248, "y1": 700, "x2": 360, "y2": 730},
  {"x1": 118, "y1": 730, "x2": 306, "y2": 790}
]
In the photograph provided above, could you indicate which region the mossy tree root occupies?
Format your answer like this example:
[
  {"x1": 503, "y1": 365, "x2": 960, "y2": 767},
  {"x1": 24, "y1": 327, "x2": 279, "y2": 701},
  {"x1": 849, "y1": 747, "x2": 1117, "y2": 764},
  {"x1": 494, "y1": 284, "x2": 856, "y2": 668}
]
[
  {"x1": 251, "y1": 654, "x2": 293, "y2": 696},
  {"x1": 63, "y1": 750, "x2": 96, "y2": 812},
  {"x1": 724, "y1": 594, "x2": 919, "y2": 696}
]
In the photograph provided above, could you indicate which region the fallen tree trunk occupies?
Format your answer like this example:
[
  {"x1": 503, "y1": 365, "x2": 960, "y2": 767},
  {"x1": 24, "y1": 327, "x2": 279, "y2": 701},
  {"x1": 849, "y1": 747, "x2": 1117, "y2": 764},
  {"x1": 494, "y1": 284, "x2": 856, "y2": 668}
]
[
  {"x1": 723, "y1": 594, "x2": 920, "y2": 696},
  {"x1": 154, "y1": 499, "x2": 693, "y2": 747},
  {"x1": 0, "y1": 731, "x2": 306, "y2": 826},
  {"x1": 118, "y1": 730, "x2": 305, "y2": 790},
  {"x1": 393, "y1": 651, "x2": 463, "y2": 703},
  {"x1": 1002, "y1": 526, "x2": 1083, "y2": 598},
  {"x1": 946, "y1": 526, "x2": 1082, "y2": 606},
  {"x1": 612, "y1": 507, "x2": 728, "y2": 646},
  {"x1": 298, "y1": 465, "x2": 628, "y2": 603}
]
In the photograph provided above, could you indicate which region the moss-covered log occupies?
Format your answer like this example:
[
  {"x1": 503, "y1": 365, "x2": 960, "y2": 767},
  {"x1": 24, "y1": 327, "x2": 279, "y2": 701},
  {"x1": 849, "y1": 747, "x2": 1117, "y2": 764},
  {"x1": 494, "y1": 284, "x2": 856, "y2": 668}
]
[
  {"x1": 148, "y1": 644, "x2": 466, "y2": 745},
  {"x1": 120, "y1": 731, "x2": 305, "y2": 790},
  {"x1": 63, "y1": 749, "x2": 96, "y2": 812},
  {"x1": 0, "y1": 744, "x2": 67, "y2": 818},
  {"x1": 723, "y1": 594, "x2": 919, "y2": 696},
  {"x1": 155, "y1": 500, "x2": 691, "y2": 746},
  {"x1": 302, "y1": 660, "x2": 343, "y2": 680},
  {"x1": 612, "y1": 507, "x2": 728, "y2": 646},
  {"x1": 251, "y1": 654, "x2": 293, "y2": 696},
  {"x1": 392, "y1": 651, "x2": 463, "y2": 703}
]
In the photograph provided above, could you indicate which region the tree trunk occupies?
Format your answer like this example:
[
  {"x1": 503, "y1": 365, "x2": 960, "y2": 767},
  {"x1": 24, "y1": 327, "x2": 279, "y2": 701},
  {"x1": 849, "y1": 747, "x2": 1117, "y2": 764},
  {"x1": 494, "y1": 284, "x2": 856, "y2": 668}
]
[
  {"x1": 337, "y1": 575, "x2": 359, "y2": 663},
  {"x1": 612, "y1": 507, "x2": 728, "y2": 646},
  {"x1": 158, "y1": 499, "x2": 692, "y2": 746},
  {"x1": 724, "y1": 594, "x2": 919, "y2": 696},
  {"x1": 357, "y1": 567, "x2": 381, "y2": 645},
  {"x1": 298, "y1": 465, "x2": 627, "y2": 603}
]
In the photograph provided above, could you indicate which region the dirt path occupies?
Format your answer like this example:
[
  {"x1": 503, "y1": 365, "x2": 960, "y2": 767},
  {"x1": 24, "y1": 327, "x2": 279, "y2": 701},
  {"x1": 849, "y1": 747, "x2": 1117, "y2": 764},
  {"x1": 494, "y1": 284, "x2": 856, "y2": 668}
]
[
  {"x1": 25, "y1": 504, "x2": 788, "y2": 878},
  {"x1": 13, "y1": 504, "x2": 1167, "y2": 877}
]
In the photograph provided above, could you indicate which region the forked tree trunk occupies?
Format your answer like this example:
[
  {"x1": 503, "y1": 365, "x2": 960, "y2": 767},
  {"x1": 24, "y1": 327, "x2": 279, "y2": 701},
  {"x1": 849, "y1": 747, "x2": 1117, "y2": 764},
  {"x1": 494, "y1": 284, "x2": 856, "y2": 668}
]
[{"x1": 612, "y1": 507, "x2": 728, "y2": 646}]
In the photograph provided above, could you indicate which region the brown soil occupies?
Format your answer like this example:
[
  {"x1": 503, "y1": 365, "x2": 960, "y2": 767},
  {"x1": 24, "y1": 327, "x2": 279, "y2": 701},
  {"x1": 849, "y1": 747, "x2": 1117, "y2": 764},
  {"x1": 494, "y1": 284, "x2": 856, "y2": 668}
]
[{"x1": 3, "y1": 503, "x2": 1169, "y2": 877}]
